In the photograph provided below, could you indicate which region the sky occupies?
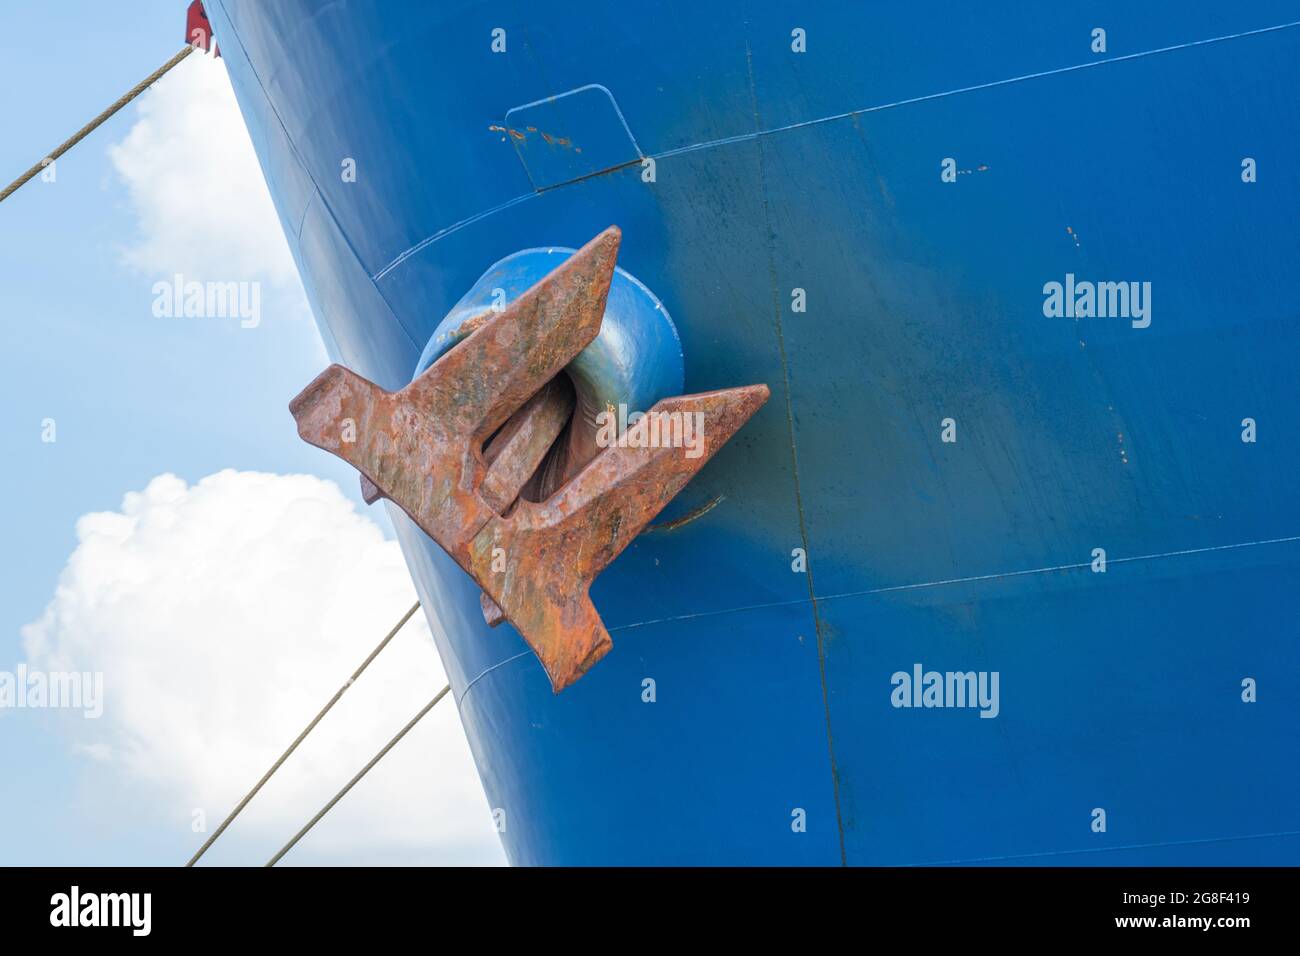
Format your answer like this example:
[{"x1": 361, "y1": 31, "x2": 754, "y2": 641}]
[{"x1": 0, "y1": 2, "x2": 505, "y2": 866}]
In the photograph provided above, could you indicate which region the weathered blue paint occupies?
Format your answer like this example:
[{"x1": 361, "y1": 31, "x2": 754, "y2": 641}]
[{"x1": 206, "y1": 0, "x2": 1300, "y2": 864}]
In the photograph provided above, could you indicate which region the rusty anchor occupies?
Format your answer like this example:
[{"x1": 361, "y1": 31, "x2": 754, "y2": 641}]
[{"x1": 289, "y1": 226, "x2": 769, "y2": 691}]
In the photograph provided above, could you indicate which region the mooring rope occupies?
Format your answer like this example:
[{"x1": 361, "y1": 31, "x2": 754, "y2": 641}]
[
  {"x1": 185, "y1": 600, "x2": 422, "y2": 867},
  {"x1": 0, "y1": 45, "x2": 195, "y2": 205},
  {"x1": 265, "y1": 685, "x2": 451, "y2": 867}
]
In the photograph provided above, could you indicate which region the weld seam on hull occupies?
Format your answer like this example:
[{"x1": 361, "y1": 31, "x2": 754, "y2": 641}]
[
  {"x1": 367, "y1": 18, "x2": 1300, "y2": 283},
  {"x1": 907, "y1": 828, "x2": 1300, "y2": 867},
  {"x1": 456, "y1": 650, "x2": 534, "y2": 707},
  {"x1": 608, "y1": 532, "x2": 1300, "y2": 634}
]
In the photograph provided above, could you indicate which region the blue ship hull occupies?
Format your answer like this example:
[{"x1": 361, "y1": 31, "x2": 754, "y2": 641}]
[{"x1": 206, "y1": 0, "x2": 1300, "y2": 864}]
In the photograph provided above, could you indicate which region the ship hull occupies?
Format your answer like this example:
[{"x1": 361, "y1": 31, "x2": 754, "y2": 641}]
[{"x1": 207, "y1": 0, "x2": 1300, "y2": 864}]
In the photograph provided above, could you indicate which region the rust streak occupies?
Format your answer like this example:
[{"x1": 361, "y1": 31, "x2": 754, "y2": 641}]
[
  {"x1": 489, "y1": 123, "x2": 578, "y2": 150},
  {"x1": 643, "y1": 494, "x2": 726, "y2": 533}
]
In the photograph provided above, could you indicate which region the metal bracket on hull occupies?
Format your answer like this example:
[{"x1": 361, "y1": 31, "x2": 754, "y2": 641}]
[{"x1": 289, "y1": 227, "x2": 769, "y2": 691}]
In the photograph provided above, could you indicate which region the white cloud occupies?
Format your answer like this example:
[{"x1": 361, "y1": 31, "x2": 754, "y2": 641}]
[
  {"x1": 23, "y1": 470, "x2": 505, "y2": 866},
  {"x1": 107, "y1": 52, "x2": 302, "y2": 295}
]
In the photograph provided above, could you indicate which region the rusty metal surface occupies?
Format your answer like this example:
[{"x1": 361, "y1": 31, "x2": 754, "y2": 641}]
[
  {"x1": 359, "y1": 474, "x2": 383, "y2": 505},
  {"x1": 466, "y1": 385, "x2": 770, "y2": 690},
  {"x1": 290, "y1": 226, "x2": 769, "y2": 691},
  {"x1": 479, "y1": 376, "x2": 574, "y2": 513},
  {"x1": 480, "y1": 591, "x2": 506, "y2": 628},
  {"x1": 291, "y1": 226, "x2": 617, "y2": 546}
]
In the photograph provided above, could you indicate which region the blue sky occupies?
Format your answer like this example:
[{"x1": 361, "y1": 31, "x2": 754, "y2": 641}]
[{"x1": 0, "y1": 2, "x2": 501, "y2": 865}]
